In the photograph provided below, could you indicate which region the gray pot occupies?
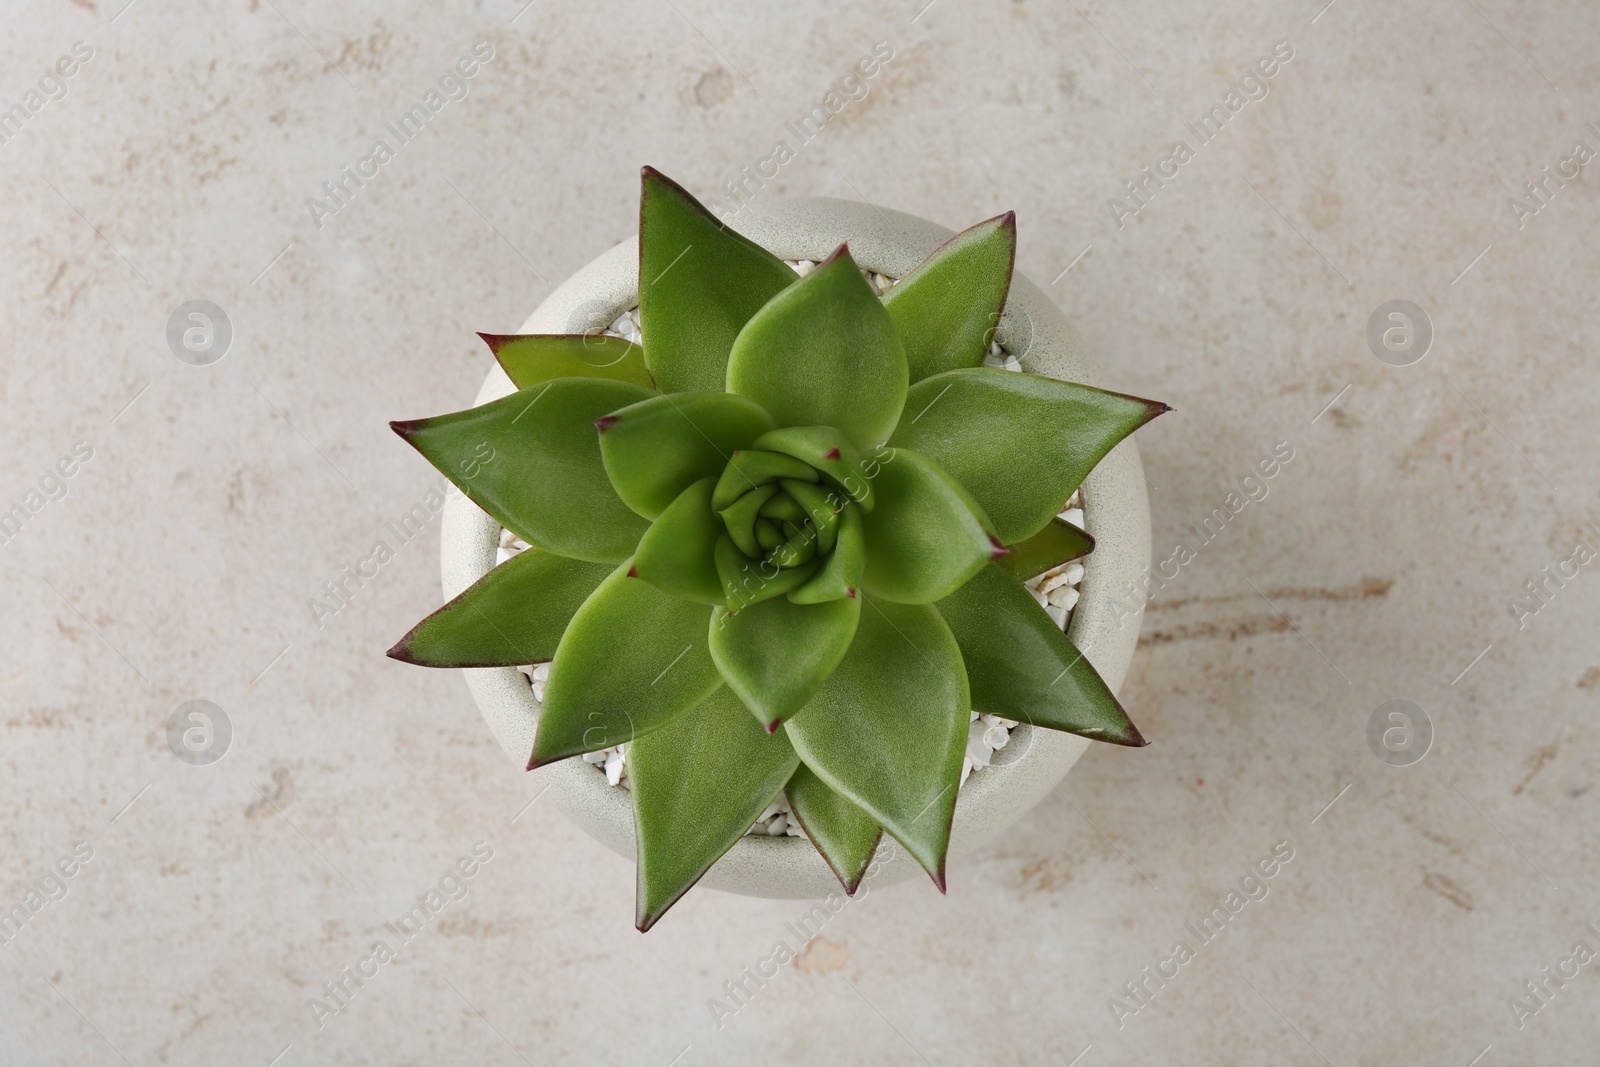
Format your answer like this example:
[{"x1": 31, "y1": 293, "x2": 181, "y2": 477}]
[{"x1": 439, "y1": 196, "x2": 1151, "y2": 898}]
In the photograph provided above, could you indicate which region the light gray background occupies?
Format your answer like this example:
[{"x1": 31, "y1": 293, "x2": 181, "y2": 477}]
[{"x1": 2, "y1": 1, "x2": 1596, "y2": 1064}]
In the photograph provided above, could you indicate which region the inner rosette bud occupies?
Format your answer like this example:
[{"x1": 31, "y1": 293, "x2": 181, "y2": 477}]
[{"x1": 709, "y1": 427, "x2": 873, "y2": 611}]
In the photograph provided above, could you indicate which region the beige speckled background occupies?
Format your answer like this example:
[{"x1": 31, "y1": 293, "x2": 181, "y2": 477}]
[{"x1": 3, "y1": 0, "x2": 1598, "y2": 1064}]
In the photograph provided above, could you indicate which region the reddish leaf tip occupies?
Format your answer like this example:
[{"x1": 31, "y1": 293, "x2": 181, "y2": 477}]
[
  {"x1": 477, "y1": 332, "x2": 511, "y2": 354},
  {"x1": 764, "y1": 719, "x2": 781, "y2": 735},
  {"x1": 626, "y1": 565, "x2": 639, "y2": 578},
  {"x1": 988, "y1": 534, "x2": 1010, "y2": 560},
  {"x1": 824, "y1": 447, "x2": 841, "y2": 459},
  {"x1": 385, "y1": 639, "x2": 414, "y2": 663},
  {"x1": 389, "y1": 419, "x2": 423, "y2": 438},
  {"x1": 818, "y1": 242, "x2": 851, "y2": 268},
  {"x1": 845, "y1": 587, "x2": 857, "y2": 599},
  {"x1": 594, "y1": 415, "x2": 621, "y2": 434}
]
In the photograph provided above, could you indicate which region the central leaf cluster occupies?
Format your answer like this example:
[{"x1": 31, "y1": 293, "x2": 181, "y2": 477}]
[{"x1": 710, "y1": 438, "x2": 866, "y2": 607}]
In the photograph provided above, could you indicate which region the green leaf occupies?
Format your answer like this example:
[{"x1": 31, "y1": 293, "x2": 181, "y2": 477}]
[
  {"x1": 480, "y1": 334, "x2": 654, "y2": 390},
  {"x1": 630, "y1": 687, "x2": 799, "y2": 931},
  {"x1": 769, "y1": 525, "x2": 817, "y2": 568},
  {"x1": 881, "y1": 212, "x2": 1016, "y2": 383},
  {"x1": 995, "y1": 518, "x2": 1094, "y2": 582},
  {"x1": 638, "y1": 167, "x2": 797, "y2": 393},
  {"x1": 388, "y1": 549, "x2": 614, "y2": 667},
  {"x1": 785, "y1": 597, "x2": 968, "y2": 887},
  {"x1": 858, "y1": 447, "x2": 999, "y2": 604},
  {"x1": 392, "y1": 378, "x2": 655, "y2": 563},
  {"x1": 712, "y1": 450, "x2": 818, "y2": 511},
  {"x1": 785, "y1": 765, "x2": 882, "y2": 894},
  {"x1": 751, "y1": 426, "x2": 876, "y2": 512},
  {"x1": 714, "y1": 535, "x2": 818, "y2": 611},
  {"x1": 532, "y1": 562, "x2": 722, "y2": 767},
  {"x1": 633, "y1": 477, "x2": 724, "y2": 605},
  {"x1": 758, "y1": 492, "x2": 806, "y2": 523},
  {"x1": 709, "y1": 594, "x2": 860, "y2": 731},
  {"x1": 597, "y1": 391, "x2": 775, "y2": 519},
  {"x1": 936, "y1": 564, "x2": 1145, "y2": 746},
  {"x1": 718, "y1": 482, "x2": 778, "y2": 556},
  {"x1": 726, "y1": 246, "x2": 908, "y2": 451},
  {"x1": 891, "y1": 368, "x2": 1168, "y2": 544},
  {"x1": 780, "y1": 479, "x2": 841, "y2": 553},
  {"x1": 790, "y1": 502, "x2": 864, "y2": 604}
]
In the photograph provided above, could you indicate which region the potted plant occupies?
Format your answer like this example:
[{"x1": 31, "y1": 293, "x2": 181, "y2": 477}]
[{"x1": 389, "y1": 169, "x2": 1166, "y2": 930}]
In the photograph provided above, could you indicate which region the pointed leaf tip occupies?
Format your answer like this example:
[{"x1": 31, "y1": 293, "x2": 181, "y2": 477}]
[
  {"x1": 936, "y1": 564, "x2": 1146, "y2": 747},
  {"x1": 824, "y1": 447, "x2": 841, "y2": 459},
  {"x1": 627, "y1": 565, "x2": 639, "y2": 577},
  {"x1": 476, "y1": 332, "x2": 510, "y2": 354},
  {"x1": 988, "y1": 534, "x2": 1009, "y2": 560},
  {"x1": 594, "y1": 415, "x2": 620, "y2": 434}
]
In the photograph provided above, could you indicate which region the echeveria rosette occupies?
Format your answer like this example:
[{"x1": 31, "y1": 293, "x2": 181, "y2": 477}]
[{"x1": 387, "y1": 167, "x2": 1169, "y2": 930}]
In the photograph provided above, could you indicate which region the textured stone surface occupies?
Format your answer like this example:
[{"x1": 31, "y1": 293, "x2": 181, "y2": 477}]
[{"x1": 2, "y1": 1, "x2": 1596, "y2": 1064}]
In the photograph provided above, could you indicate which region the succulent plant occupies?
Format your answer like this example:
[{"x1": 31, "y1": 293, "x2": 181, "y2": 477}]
[{"x1": 389, "y1": 168, "x2": 1167, "y2": 930}]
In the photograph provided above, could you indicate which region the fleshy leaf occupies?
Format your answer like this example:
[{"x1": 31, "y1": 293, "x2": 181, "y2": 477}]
[
  {"x1": 392, "y1": 379, "x2": 654, "y2": 563},
  {"x1": 388, "y1": 549, "x2": 613, "y2": 667},
  {"x1": 936, "y1": 564, "x2": 1145, "y2": 746},
  {"x1": 790, "y1": 503, "x2": 863, "y2": 604},
  {"x1": 785, "y1": 764, "x2": 882, "y2": 894},
  {"x1": 783, "y1": 480, "x2": 841, "y2": 554},
  {"x1": 995, "y1": 518, "x2": 1094, "y2": 582},
  {"x1": 631, "y1": 687, "x2": 799, "y2": 931},
  {"x1": 726, "y1": 246, "x2": 908, "y2": 451},
  {"x1": 718, "y1": 483, "x2": 778, "y2": 557},
  {"x1": 751, "y1": 426, "x2": 876, "y2": 512},
  {"x1": 891, "y1": 368, "x2": 1168, "y2": 544},
  {"x1": 784, "y1": 597, "x2": 968, "y2": 887},
  {"x1": 633, "y1": 477, "x2": 724, "y2": 605},
  {"x1": 881, "y1": 212, "x2": 1016, "y2": 383},
  {"x1": 531, "y1": 561, "x2": 722, "y2": 767},
  {"x1": 638, "y1": 167, "x2": 797, "y2": 393},
  {"x1": 481, "y1": 334, "x2": 654, "y2": 390},
  {"x1": 712, "y1": 451, "x2": 818, "y2": 511},
  {"x1": 858, "y1": 447, "x2": 999, "y2": 604},
  {"x1": 709, "y1": 594, "x2": 860, "y2": 731},
  {"x1": 714, "y1": 535, "x2": 818, "y2": 611},
  {"x1": 598, "y1": 391, "x2": 775, "y2": 519}
]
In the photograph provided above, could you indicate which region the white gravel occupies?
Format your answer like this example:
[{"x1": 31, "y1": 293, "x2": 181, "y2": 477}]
[{"x1": 499, "y1": 264, "x2": 1094, "y2": 833}]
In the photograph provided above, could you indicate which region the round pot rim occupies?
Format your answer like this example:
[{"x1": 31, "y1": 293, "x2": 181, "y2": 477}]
[{"x1": 438, "y1": 195, "x2": 1152, "y2": 899}]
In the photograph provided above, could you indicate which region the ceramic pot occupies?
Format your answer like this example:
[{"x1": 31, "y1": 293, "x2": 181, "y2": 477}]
[{"x1": 439, "y1": 196, "x2": 1151, "y2": 898}]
